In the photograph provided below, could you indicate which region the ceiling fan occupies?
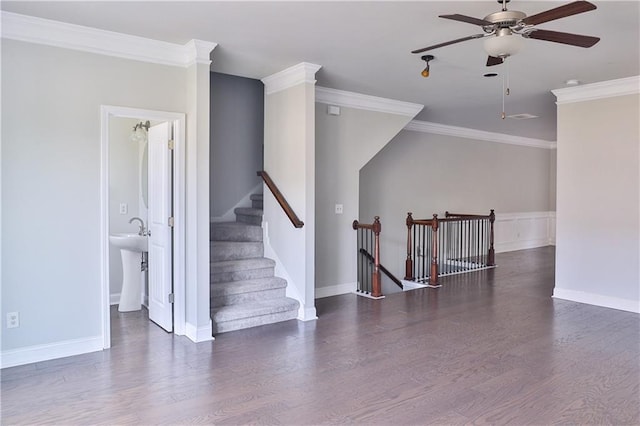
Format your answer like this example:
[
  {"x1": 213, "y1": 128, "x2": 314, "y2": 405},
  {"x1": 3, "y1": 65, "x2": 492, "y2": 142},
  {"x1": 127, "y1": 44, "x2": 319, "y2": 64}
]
[{"x1": 412, "y1": 0, "x2": 600, "y2": 67}]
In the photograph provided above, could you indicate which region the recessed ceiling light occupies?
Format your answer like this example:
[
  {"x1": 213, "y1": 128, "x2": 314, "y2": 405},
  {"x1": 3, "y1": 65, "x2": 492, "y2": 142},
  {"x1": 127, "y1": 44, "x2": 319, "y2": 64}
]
[
  {"x1": 507, "y1": 113, "x2": 538, "y2": 120},
  {"x1": 484, "y1": 73, "x2": 498, "y2": 77},
  {"x1": 565, "y1": 79, "x2": 581, "y2": 86}
]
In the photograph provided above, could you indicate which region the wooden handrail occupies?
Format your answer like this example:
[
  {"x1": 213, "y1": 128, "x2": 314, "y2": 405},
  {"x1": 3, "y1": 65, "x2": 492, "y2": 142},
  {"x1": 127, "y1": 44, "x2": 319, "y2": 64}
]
[
  {"x1": 359, "y1": 248, "x2": 403, "y2": 290},
  {"x1": 406, "y1": 210, "x2": 495, "y2": 283},
  {"x1": 257, "y1": 171, "x2": 304, "y2": 228}
]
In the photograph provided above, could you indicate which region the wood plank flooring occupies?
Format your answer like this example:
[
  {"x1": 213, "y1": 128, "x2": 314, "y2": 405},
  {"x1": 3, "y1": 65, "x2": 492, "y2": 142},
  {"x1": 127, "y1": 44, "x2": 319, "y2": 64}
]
[{"x1": 2, "y1": 247, "x2": 639, "y2": 425}]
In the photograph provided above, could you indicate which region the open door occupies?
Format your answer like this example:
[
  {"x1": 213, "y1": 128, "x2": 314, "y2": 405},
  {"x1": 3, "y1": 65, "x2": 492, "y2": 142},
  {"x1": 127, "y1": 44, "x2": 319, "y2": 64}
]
[{"x1": 147, "y1": 122, "x2": 173, "y2": 332}]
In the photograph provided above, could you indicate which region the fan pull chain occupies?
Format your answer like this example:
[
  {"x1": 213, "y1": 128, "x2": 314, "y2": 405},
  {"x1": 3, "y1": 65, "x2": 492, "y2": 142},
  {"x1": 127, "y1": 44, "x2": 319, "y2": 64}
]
[{"x1": 502, "y1": 60, "x2": 511, "y2": 120}]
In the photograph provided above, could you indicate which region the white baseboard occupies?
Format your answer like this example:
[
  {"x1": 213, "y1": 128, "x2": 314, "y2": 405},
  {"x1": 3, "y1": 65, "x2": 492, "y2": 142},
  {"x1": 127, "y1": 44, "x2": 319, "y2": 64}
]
[
  {"x1": 210, "y1": 183, "x2": 262, "y2": 223},
  {"x1": 298, "y1": 306, "x2": 318, "y2": 321},
  {"x1": 110, "y1": 292, "x2": 120, "y2": 305},
  {"x1": 315, "y1": 282, "x2": 356, "y2": 298},
  {"x1": 110, "y1": 292, "x2": 148, "y2": 308},
  {"x1": 186, "y1": 320, "x2": 214, "y2": 342},
  {"x1": 1, "y1": 335, "x2": 103, "y2": 369},
  {"x1": 495, "y1": 238, "x2": 551, "y2": 253},
  {"x1": 553, "y1": 288, "x2": 640, "y2": 314}
]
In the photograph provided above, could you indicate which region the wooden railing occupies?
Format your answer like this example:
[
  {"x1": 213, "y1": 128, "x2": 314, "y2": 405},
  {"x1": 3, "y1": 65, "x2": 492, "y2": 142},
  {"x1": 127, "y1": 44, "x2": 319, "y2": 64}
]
[
  {"x1": 352, "y1": 216, "x2": 383, "y2": 298},
  {"x1": 405, "y1": 210, "x2": 495, "y2": 285},
  {"x1": 257, "y1": 171, "x2": 304, "y2": 228}
]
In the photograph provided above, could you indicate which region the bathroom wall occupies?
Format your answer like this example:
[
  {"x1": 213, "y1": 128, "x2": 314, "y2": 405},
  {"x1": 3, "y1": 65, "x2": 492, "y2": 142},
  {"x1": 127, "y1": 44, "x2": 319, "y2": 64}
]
[{"x1": 108, "y1": 117, "x2": 146, "y2": 301}]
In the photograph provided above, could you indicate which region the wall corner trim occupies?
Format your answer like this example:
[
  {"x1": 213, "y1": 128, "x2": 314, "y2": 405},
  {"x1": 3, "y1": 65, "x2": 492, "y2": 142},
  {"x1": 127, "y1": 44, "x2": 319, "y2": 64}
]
[
  {"x1": 405, "y1": 120, "x2": 556, "y2": 149},
  {"x1": 261, "y1": 62, "x2": 322, "y2": 95},
  {"x1": 315, "y1": 87, "x2": 424, "y2": 117},
  {"x1": 552, "y1": 75, "x2": 640, "y2": 104},
  {"x1": 1, "y1": 12, "x2": 217, "y2": 68}
]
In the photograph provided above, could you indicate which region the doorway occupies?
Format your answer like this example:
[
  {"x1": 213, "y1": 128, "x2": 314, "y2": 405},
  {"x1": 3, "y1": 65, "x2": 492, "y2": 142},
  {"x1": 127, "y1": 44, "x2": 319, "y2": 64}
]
[{"x1": 100, "y1": 105, "x2": 186, "y2": 349}]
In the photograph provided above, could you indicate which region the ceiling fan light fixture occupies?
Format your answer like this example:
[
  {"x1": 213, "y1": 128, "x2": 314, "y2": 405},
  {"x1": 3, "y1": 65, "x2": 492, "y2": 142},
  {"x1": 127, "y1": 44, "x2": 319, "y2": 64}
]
[{"x1": 483, "y1": 32, "x2": 525, "y2": 58}]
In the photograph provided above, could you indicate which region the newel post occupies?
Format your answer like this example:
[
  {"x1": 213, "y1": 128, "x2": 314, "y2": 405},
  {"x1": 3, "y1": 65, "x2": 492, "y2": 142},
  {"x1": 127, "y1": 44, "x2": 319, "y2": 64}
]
[
  {"x1": 430, "y1": 214, "x2": 439, "y2": 286},
  {"x1": 372, "y1": 216, "x2": 382, "y2": 298},
  {"x1": 488, "y1": 209, "x2": 495, "y2": 266},
  {"x1": 405, "y1": 212, "x2": 414, "y2": 280}
]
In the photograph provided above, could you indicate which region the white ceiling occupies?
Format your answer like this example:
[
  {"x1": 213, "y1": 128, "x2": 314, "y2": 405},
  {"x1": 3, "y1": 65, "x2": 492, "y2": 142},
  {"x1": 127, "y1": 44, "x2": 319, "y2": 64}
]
[{"x1": 2, "y1": 1, "x2": 639, "y2": 141}]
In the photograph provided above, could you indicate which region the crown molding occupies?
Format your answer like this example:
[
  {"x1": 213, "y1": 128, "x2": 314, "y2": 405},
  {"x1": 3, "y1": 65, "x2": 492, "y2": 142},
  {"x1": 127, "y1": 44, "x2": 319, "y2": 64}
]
[
  {"x1": 1, "y1": 12, "x2": 216, "y2": 68},
  {"x1": 316, "y1": 87, "x2": 424, "y2": 118},
  {"x1": 261, "y1": 62, "x2": 322, "y2": 95},
  {"x1": 552, "y1": 76, "x2": 640, "y2": 105},
  {"x1": 405, "y1": 120, "x2": 556, "y2": 149}
]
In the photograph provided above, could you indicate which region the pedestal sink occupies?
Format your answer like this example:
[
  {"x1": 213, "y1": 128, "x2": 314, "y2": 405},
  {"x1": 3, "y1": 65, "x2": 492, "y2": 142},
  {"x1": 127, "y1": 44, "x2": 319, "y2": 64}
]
[{"x1": 109, "y1": 233, "x2": 148, "y2": 312}]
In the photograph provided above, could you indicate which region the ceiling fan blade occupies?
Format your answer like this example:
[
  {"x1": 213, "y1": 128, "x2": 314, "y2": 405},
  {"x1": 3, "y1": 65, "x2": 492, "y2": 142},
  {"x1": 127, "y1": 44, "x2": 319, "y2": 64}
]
[
  {"x1": 522, "y1": 1, "x2": 597, "y2": 26},
  {"x1": 411, "y1": 34, "x2": 485, "y2": 54},
  {"x1": 439, "y1": 14, "x2": 494, "y2": 26},
  {"x1": 527, "y1": 29, "x2": 600, "y2": 48},
  {"x1": 486, "y1": 56, "x2": 504, "y2": 67}
]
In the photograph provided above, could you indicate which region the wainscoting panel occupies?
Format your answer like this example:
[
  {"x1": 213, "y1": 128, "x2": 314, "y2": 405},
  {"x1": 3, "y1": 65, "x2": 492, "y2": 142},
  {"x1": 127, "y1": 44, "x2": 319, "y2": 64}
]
[{"x1": 494, "y1": 211, "x2": 556, "y2": 253}]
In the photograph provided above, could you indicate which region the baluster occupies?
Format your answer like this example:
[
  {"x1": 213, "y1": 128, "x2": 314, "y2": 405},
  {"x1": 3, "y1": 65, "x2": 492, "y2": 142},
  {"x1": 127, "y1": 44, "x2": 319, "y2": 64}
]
[
  {"x1": 405, "y1": 213, "x2": 414, "y2": 280},
  {"x1": 488, "y1": 210, "x2": 495, "y2": 266},
  {"x1": 371, "y1": 216, "x2": 382, "y2": 298},
  {"x1": 430, "y1": 214, "x2": 439, "y2": 286}
]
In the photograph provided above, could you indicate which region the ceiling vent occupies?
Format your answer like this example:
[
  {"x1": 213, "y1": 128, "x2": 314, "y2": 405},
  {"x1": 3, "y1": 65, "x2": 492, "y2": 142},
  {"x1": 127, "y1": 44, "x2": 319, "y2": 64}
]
[{"x1": 507, "y1": 113, "x2": 538, "y2": 120}]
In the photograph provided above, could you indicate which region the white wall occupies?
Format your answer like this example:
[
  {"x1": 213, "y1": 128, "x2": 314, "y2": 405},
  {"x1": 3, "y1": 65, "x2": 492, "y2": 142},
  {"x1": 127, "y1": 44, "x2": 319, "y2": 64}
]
[
  {"x1": 360, "y1": 129, "x2": 554, "y2": 279},
  {"x1": 1, "y1": 38, "x2": 192, "y2": 364},
  {"x1": 314, "y1": 104, "x2": 415, "y2": 296},
  {"x1": 553, "y1": 78, "x2": 639, "y2": 313},
  {"x1": 262, "y1": 64, "x2": 319, "y2": 320}
]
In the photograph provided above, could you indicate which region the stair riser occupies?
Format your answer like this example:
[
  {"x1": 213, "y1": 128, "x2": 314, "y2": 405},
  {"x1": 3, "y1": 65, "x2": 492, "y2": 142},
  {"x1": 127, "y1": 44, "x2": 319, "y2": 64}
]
[
  {"x1": 211, "y1": 242, "x2": 263, "y2": 262},
  {"x1": 210, "y1": 225, "x2": 262, "y2": 242},
  {"x1": 211, "y1": 267, "x2": 274, "y2": 283},
  {"x1": 251, "y1": 200, "x2": 263, "y2": 209},
  {"x1": 211, "y1": 288, "x2": 286, "y2": 308},
  {"x1": 212, "y1": 309, "x2": 298, "y2": 334},
  {"x1": 236, "y1": 214, "x2": 262, "y2": 226}
]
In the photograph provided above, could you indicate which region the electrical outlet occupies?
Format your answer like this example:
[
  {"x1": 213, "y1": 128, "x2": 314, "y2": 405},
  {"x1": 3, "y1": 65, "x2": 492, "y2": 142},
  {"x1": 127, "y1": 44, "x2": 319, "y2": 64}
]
[
  {"x1": 335, "y1": 204, "x2": 344, "y2": 214},
  {"x1": 119, "y1": 203, "x2": 128, "y2": 214},
  {"x1": 7, "y1": 312, "x2": 19, "y2": 329}
]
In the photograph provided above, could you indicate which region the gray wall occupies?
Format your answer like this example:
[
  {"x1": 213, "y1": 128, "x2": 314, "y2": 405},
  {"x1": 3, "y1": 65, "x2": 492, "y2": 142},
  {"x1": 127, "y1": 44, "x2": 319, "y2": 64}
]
[
  {"x1": 315, "y1": 104, "x2": 413, "y2": 292},
  {"x1": 555, "y1": 92, "x2": 639, "y2": 308},
  {"x1": 360, "y1": 129, "x2": 553, "y2": 277},
  {"x1": 1, "y1": 39, "x2": 187, "y2": 352},
  {"x1": 210, "y1": 72, "x2": 263, "y2": 218}
]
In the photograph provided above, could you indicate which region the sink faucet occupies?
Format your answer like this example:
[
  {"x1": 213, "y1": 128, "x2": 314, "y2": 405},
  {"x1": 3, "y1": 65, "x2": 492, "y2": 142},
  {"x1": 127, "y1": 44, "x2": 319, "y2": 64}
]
[{"x1": 129, "y1": 217, "x2": 146, "y2": 236}]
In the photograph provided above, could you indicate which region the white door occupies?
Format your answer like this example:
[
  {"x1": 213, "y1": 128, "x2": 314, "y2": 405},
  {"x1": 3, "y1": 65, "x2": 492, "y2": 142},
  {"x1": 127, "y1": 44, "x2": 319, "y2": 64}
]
[{"x1": 147, "y1": 122, "x2": 173, "y2": 332}]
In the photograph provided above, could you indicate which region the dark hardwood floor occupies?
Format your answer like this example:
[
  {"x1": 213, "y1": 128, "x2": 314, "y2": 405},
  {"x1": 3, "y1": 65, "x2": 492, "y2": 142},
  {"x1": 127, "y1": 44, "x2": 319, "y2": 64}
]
[{"x1": 2, "y1": 247, "x2": 639, "y2": 425}]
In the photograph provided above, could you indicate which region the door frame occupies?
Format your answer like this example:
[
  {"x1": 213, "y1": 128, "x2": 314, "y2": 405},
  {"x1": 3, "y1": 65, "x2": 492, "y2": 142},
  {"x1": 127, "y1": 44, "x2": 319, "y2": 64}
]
[{"x1": 100, "y1": 105, "x2": 186, "y2": 348}]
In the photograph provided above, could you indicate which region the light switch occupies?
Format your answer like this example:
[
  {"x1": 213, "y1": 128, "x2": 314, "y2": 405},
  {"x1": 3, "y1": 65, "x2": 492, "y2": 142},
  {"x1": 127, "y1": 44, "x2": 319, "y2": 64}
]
[
  {"x1": 335, "y1": 204, "x2": 343, "y2": 214},
  {"x1": 119, "y1": 203, "x2": 128, "y2": 214}
]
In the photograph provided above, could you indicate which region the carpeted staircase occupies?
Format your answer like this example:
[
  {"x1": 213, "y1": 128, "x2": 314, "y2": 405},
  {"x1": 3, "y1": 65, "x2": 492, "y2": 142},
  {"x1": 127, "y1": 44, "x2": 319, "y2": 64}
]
[{"x1": 210, "y1": 193, "x2": 300, "y2": 334}]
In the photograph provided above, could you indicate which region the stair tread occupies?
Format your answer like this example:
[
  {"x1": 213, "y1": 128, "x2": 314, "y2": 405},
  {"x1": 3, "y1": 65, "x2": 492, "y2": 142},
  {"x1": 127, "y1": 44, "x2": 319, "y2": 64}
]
[
  {"x1": 211, "y1": 257, "x2": 275, "y2": 271},
  {"x1": 211, "y1": 221, "x2": 261, "y2": 229},
  {"x1": 234, "y1": 207, "x2": 263, "y2": 217},
  {"x1": 211, "y1": 298, "x2": 299, "y2": 322},
  {"x1": 249, "y1": 194, "x2": 263, "y2": 201},
  {"x1": 211, "y1": 277, "x2": 287, "y2": 296}
]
